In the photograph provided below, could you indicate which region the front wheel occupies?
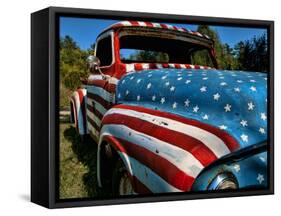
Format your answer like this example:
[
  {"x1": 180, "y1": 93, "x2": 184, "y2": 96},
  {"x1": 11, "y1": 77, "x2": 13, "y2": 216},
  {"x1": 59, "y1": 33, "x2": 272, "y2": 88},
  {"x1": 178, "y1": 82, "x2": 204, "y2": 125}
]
[{"x1": 112, "y1": 160, "x2": 134, "y2": 196}]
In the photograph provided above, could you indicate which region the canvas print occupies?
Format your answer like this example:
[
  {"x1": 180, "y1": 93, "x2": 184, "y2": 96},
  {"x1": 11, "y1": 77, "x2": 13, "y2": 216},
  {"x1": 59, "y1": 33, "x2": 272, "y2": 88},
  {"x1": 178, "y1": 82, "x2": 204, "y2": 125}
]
[{"x1": 59, "y1": 17, "x2": 268, "y2": 199}]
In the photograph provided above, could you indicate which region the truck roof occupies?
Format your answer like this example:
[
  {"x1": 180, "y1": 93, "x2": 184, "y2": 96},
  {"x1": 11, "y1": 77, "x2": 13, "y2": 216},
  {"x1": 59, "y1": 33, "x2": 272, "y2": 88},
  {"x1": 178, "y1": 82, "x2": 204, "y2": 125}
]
[{"x1": 98, "y1": 21, "x2": 212, "y2": 41}]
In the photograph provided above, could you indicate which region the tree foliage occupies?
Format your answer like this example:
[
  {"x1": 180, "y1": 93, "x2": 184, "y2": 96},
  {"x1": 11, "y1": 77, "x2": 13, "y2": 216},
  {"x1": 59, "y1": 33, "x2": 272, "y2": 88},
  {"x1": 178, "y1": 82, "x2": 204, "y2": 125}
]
[{"x1": 60, "y1": 35, "x2": 94, "y2": 90}]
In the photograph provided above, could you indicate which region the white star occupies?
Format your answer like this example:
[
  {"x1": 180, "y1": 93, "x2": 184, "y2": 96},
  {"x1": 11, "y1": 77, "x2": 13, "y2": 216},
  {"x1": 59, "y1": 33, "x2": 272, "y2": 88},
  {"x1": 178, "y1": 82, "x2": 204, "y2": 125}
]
[
  {"x1": 213, "y1": 93, "x2": 220, "y2": 101},
  {"x1": 172, "y1": 102, "x2": 177, "y2": 109},
  {"x1": 202, "y1": 114, "x2": 209, "y2": 120},
  {"x1": 185, "y1": 80, "x2": 191, "y2": 84},
  {"x1": 250, "y1": 86, "x2": 257, "y2": 92},
  {"x1": 240, "y1": 120, "x2": 248, "y2": 127},
  {"x1": 237, "y1": 80, "x2": 243, "y2": 83},
  {"x1": 160, "y1": 97, "x2": 165, "y2": 104},
  {"x1": 137, "y1": 95, "x2": 140, "y2": 101},
  {"x1": 234, "y1": 87, "x2": 240, "y2": 92},
  {"x1": 233, "y1": 164, "x2": 240, "y2": 173},
  {"x1": 130, "y1": 76, "x2": 134, "y2": 80},
  {"x1": 147, "y1": 83, "x2": 152, "y2": 89},
  {"x1": 219, "y1": 125, "x2": 227, "y2": 130},
  {"x1": 241, "y1": 134, "x2": 248, "y2": 142},
  {"x1": 165, "y1": 81, "x2": 170, "y2": 86},
  {"x1": 261, "y1": 113, "x2": 267, "y2": 121},
  {"x1": 161, "y1": 75, "x2": 167, "y2": 80},
  {"x1": 148, "y1": 74, "x2": 152, "y2": 77},
  {"x1": 117, "y1": 93, "x2": 121, "y2": 98},
  {"x1": 193, "y1": 105, "x2": 199, "y2": 113},
  {"x1": 224, "y1": 104, "x2": 232, "y2": 112},
  {"x1": 250, "y1": 79, "x2": 256, "y2": 83},
  {"x1": 257, "y1": 174, "x2": 264, "y2": 184},
  {"x1": 200, "y1": 86, "x2": 207, "y2": 92},
  {"x1": 202, "y1": 77, "x2": 208, "y2": 80},
  {"x1": 220, "y1": 82, "x2": 227, "y2": 86},
  {"x1": 259, "y1": 156, "x2": 266, "y2": 163},
  {"x1": 136, "y1": 79, "x2": 142, "y2": 83},
  {"x1": 177, "y1": 77, "x2": 183, "y2": 81},
  {"x1": 248, "y1": 102, "x2": 255, "y2": 110},
  {"x1": 259, "y1": 127, "x2": 266, "y2": 134},
  {"x1": 219, "y1": 76, "x2": 225, "y2": 79},
  {"x1": 184, "y1": 99, "x2": 190, "y2": 107},
  {"x1": 152, "y1": 95, "x2": 156, "y2": 101},
  {"x1": 170, "y1": 86, "x2": 175, "y2": 92},
  {"x1": 122, "y1": 80, "x2": 126, "y2": 84},
  {"x1": 125, "y1": 90, "x2": 130, "y2": 95}
]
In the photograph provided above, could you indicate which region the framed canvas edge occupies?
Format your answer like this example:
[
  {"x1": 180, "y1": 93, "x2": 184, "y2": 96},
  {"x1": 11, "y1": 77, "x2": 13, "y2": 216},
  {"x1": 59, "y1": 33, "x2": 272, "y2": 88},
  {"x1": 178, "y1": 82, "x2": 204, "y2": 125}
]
[{"x1": 41, "y1": 6, "x2": 274, "y2": 208}]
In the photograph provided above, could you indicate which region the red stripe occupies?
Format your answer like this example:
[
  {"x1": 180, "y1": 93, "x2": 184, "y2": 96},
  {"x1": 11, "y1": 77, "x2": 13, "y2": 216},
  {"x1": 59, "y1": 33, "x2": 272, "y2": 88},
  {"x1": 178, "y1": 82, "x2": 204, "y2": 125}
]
[
  {"x1": 87, "y1": 103, "x2": 103, "y2": 120},
  {"x1": 113, "y1": 105, "x2": 240, "y2": 151},
  {"x1": 102, "y1": 113, "x2": 217, "y2": 166},
  {"x1": 87, "y1": 92, "x2": 111, "y2": 110},
  {"x1": 160, "y1": 23, "x2": 168, "y2": 29},
  {"x1": 86, "y1": 80, "x2": 116, "y2": 93},
  {"x1": 105, "y1": 135, "x2": 195, "y2": 191},
  {"x1": 77, "y1": 89, "x2": 87, "y2": 134},
  {"x1": 103, "y1": 136, "x2": 152, "y2": 194},
  {"x1": 175, "y1": 64, "x2": 181, "y2": 69},
  {"x1": 162, "y1": 63, "x2": 169, "y2": 68},
  {"x1": 181, "y1": 27, "x2": 188, "y2": 32},
  {"x1": 144, "y1": 22, "x2": 153, "y2": 27},
  {"x1": 87, "y1": 114, "x2": 100, "y2": 131},
  {"x1": 132, "y1": 175, "x2": 152, "y2": 194},
  {"x1": 148, "y1": 63, "x2": 157, "y2": 69},
  {"x1": 129, "y1": 20, "x2": 139, "y2": 26},
  {"x1": 134, "y1": 63, "x2": 143, "y2": 71},
  {"x1": 185, "y1": 64, "x2": 191, "y2": 69}
]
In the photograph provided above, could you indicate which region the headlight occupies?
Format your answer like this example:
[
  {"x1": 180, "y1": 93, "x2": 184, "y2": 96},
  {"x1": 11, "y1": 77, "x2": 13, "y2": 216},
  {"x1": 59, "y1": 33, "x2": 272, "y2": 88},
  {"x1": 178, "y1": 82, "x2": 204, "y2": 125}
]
[{"x1": 207, "y1": 172, "x2": 238, "y2": 190}]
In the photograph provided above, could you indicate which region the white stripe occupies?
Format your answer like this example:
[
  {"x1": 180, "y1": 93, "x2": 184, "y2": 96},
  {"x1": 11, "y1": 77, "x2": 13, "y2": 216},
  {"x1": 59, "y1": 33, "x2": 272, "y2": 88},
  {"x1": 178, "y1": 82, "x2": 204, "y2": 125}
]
[
  {"x1": 87, "y1": 85, "x2": 115, "y2": 103},
  {"x1": 120, "y1": 21, "x2": 132, "y2": 26},
  {"x1": 190, "y1": 65, "x2": 195, "y2": 69},
  {"x1": 142, "y1": 63, "x2": 150, "y2": 69},
  {"x1": 137, "y1": 21, "x2": 146, "y2": 26},
  {"x1": 105, "y1": 108, "x2": 231, "y2": 158},
  {"x1": 126, "y1": 64, "x2": 135, "y2": 72},
  {"x1": 156, "y1": 64, "x2": 163, "y2": 69},
  {"x1": 72, "y1": 91, "x2": 85, "y2": 135},
  {"x1": 87, "y1": 98, "x2": 107, "y2": 115},
  {"x1": 100, "y1": 124, "x2": 204, "y2": 178},
  {"x1": 87, "y1": 111, "x2": 101, "y2": 126},
  {"x1": 87, "y1": 74, "x2": 119, "y2": 85},
  {"x1": 180, "y1": 64, "x2": 186, "y2": 69},
  {"x1": 168, "y1": 63, "x2": 175, "y2": 68},
  {"x1": 152, "y1": 23, "x2": 161, "y2": 28},
  {"x1": 117, "y1": 151, "x2": 182, "y2": 193},
  {"x1": 166, "y1": 24, "x2": 174, "y2": 29},
  {"x1": 178, "y1": 27, "x2": 185, "y2": 32},
  {"x1": 87, "y1": 121, "x2": 99, "y2": 137}
]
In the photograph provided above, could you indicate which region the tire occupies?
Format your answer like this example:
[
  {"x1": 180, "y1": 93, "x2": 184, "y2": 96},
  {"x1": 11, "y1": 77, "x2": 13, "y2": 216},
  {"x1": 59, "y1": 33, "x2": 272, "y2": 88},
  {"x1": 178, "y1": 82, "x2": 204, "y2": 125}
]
[{"x1": 112, "y1": 159, "x2": 134, "y2": 196}]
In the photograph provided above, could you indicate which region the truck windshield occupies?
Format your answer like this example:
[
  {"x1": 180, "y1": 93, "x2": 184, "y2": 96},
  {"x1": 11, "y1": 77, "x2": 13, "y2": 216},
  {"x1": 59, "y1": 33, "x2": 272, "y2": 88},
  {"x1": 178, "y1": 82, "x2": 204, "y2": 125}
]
[{"x1": 119, "y1": 33, "x2": 215, "y2": 67}]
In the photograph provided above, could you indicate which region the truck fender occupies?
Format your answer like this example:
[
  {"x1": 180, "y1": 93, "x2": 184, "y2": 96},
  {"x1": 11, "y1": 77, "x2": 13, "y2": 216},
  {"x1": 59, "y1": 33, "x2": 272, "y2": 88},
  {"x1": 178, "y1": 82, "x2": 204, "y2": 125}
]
[
  {"x1": 70, "y1": 88, "x2": 88, "y2": 135},
  {"x1": 97, "y1": 135, "x2": 133, "y2": 188}
]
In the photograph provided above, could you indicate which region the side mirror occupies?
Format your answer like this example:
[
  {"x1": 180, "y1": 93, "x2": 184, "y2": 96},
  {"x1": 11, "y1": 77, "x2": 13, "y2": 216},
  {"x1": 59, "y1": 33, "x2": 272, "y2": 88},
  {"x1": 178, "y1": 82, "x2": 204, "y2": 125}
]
[
  {"x1": 86, "y1": 55, "x2": 110, "y2": 80},
  {"x1": 86, "y1": 55, "x2": 101, "y2": 73}
]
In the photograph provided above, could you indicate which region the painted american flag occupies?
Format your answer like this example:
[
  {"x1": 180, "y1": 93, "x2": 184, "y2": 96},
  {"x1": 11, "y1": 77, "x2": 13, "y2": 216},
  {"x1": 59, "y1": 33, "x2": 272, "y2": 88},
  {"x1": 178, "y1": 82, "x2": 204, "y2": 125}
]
[{"x1": 88, "y1": 67, "x2": 267, "y2": 193}]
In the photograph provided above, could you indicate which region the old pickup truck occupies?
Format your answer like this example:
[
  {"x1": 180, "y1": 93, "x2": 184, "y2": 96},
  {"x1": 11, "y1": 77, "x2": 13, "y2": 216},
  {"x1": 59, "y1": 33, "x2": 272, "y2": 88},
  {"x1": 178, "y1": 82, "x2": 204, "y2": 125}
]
[{"x1": 70, "y1": 21, "x2": 268, "y2": 196}]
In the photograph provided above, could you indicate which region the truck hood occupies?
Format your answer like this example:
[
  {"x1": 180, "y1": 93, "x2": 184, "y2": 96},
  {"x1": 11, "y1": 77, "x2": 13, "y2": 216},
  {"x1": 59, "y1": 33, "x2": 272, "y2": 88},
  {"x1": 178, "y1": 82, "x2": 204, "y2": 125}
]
[{"x1": 116, "y1": 68, "x2": 267, "y2": 148}]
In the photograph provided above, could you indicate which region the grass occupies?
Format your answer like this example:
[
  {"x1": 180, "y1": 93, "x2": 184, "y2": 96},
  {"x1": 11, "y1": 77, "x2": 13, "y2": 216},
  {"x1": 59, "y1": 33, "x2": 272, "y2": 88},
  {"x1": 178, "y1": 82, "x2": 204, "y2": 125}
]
[{"x1": 59, "y1": 123, "x2": 100, "y2": 199}]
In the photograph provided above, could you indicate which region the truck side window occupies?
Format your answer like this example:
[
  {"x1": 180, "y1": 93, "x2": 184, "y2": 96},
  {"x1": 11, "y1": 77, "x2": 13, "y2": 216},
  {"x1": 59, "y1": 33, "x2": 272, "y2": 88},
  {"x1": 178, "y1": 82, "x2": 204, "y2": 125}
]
[{"x1": 96, "y1": 35, "x2": 113, "y2": 67}]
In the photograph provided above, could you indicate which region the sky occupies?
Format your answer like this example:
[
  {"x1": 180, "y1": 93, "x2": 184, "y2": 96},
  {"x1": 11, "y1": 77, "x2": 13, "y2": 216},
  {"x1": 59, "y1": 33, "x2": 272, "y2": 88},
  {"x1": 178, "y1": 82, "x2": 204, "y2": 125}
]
[{"x1": 60, "y1": 17, "x2": 267, "y2": 51}]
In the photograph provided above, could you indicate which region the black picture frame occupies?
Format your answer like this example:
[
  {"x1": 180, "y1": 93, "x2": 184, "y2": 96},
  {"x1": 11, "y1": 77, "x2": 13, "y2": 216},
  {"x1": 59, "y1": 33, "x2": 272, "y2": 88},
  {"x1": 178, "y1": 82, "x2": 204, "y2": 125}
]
[{"x1": 31, "y1": 6, "x2": 274, "y2": 208}]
